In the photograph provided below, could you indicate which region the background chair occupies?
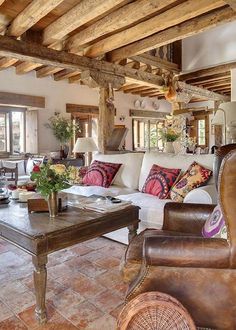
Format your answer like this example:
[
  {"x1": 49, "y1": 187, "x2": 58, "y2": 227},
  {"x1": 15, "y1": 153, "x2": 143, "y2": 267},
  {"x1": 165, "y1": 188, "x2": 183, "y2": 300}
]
[{"x1": 123, "y1": 150, "x2": 236, "y2": 329}]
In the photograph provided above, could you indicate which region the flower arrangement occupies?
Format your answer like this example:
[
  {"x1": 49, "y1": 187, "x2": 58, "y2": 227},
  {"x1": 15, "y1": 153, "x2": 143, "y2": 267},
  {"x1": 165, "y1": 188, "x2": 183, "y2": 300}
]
[
  {"x1": 160, "y1": 127, "x2": 180, "y2": 142},
  {"x1": 31, "y1": 163, "x2": 71, "y2": 198},
  {"x1": 45, "y1": 113, "x2": 80, "y2": 144}
]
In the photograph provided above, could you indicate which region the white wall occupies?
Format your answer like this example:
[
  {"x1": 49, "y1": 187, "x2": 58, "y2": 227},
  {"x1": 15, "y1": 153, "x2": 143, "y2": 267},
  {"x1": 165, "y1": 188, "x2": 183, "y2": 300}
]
[
  {"x1": 182, "y1": 20, "x2": 236, "y2": 71},
  {"x1": 0, "y1": 68, "x2": 171, "y2": 153}
]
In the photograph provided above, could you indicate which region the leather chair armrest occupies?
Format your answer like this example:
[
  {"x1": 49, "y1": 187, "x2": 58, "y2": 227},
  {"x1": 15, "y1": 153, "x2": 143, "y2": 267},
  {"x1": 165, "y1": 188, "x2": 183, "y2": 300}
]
[
  {"x1": 163, "y1": 202, "x2": 216, "y2": 235},
  {"x1": 144, "y1": 235, "x2": 230, "y2": 268}
]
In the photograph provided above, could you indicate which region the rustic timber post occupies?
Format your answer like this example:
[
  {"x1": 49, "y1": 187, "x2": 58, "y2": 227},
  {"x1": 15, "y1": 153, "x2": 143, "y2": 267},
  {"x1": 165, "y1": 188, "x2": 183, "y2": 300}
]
[
  {"x1": 98, "y1": 85, "x2": 115, "y2": 153},
  {"x1": 80, "y1": 69, "x2": 125, "y2": 153}
]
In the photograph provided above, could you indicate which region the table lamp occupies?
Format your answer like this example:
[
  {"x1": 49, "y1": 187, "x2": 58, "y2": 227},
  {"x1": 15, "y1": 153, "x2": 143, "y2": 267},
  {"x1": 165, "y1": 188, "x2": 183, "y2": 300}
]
[{"x1": 72, "y1": 137, "x2": 98, "y2": 165}]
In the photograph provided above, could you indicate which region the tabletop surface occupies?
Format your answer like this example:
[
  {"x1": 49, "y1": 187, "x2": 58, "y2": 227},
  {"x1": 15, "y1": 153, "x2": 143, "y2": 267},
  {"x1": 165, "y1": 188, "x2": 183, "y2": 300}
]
[{"x1": 0, "y1": 195, "x2": 139, "y2": 239}]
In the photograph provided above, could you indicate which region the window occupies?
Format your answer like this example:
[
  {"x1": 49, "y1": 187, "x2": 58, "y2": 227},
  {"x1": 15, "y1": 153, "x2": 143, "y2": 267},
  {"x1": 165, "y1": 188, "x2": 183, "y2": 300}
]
[
  {"x1": 132, "y1": 118, "x2": 164, "y2": 151},
  {"x1": 0, "y1": 107, "x2": 25, "y2": 156},
  {"x1": 198, "y1": 119, "x2": 206, "y2": 146}
]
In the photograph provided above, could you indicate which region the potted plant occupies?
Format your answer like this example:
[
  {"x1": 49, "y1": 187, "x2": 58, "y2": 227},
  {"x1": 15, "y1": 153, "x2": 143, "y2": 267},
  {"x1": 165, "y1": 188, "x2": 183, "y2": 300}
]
[
  {"x1": 161, "y1": 128, "x2": 180, "y2": 153},
  {"x1": 45, "y1": 114, "x2": 80, "y2": 159},
  {"x1": 31, "y1": 163, "x2": 71, "y2": 217}
]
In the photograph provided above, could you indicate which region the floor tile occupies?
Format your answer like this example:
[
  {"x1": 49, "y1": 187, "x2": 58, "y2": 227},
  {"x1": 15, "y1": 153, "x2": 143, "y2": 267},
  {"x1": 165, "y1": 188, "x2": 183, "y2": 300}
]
[
  {"x1": 0, "y1": 316, "x2": 28, "y2": 329},
  {"x1": 0, "y1": 300, "x2": 14, "y2": 322},
  {"x1": 92, "y1": 290, "x2": 123, "y2": 313},
  {"x1": 85, "y1": 314, "x2": 117, "y2": 330},
  {"x1": 65, "y1": 301, "x2": 104, "y2": 328}
]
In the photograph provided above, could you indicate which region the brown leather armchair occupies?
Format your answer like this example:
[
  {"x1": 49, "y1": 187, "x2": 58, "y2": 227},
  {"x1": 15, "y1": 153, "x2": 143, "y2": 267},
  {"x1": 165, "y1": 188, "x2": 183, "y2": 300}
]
[{"x1": 124, "y1": 150, "x2": 236, "y2": 329}]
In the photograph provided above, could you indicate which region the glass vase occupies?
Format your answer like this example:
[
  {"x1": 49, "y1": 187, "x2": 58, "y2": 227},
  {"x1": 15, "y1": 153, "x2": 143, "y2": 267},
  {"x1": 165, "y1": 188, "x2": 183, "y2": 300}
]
[{"x1": 47, "y1": 191, "x2": 58, "y2": 217}]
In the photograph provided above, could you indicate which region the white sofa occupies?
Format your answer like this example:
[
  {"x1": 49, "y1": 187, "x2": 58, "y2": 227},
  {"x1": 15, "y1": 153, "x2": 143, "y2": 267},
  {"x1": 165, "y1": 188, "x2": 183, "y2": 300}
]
[{"x1": 64, "y1": 152, "x2": 217, "y2": 244}]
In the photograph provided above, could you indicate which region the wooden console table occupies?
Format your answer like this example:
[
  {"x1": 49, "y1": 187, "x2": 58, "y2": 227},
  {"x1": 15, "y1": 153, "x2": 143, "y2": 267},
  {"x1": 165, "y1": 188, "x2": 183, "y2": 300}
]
[{"x1": 0, "y1": 196, "x2": 139, "y2": 324}]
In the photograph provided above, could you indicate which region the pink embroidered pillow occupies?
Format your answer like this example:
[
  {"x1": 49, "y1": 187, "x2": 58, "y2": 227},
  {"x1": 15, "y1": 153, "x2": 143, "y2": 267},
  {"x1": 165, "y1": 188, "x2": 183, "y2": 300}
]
[
  {"x1": 142, "y1": 164, "x2": 181, "y2": 199},
  {"x1": 82, "y1": 160, "x2": 121, "y2": 188},
  {"x1": 170, "y1": 161, "x2": 212, "y2": 202},
  {"x1": 202, "y1": 204, "x2": 227, "y2": 239}
]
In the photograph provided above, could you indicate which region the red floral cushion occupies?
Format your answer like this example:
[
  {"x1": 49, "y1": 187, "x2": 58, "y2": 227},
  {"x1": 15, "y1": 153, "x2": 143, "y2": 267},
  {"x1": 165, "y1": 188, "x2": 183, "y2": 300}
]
[
  {"x1": 82, "y1": 160, "x2": 122, "y2": 188},
  {"x1": 142, "y1": 164, "x2": 181, "y2": 199}
]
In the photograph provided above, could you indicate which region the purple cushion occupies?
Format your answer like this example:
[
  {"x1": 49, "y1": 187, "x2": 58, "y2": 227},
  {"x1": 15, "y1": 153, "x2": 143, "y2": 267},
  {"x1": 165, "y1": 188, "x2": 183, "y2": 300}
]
[{"x1": 202, "y1": 204, "x2": 227, "y2": 239}]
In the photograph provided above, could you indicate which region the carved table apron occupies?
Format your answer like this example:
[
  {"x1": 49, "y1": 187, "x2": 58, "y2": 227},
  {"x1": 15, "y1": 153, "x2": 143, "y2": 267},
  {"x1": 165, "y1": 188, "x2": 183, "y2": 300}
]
[{"x1": 0, "y1": 198, "x2": 139, "y2": 324}]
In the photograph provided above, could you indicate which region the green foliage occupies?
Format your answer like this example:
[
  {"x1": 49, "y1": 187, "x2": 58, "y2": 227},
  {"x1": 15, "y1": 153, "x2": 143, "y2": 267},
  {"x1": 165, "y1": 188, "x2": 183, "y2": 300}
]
[
  {"x1": 31, "y1": 163, "x2": 71, "y2": 197},
  {"x1": 45, "y1": 114, "x2": 80, "y2": 144},
  {"x1": 161, "y1": 128, "x2": 180, "y2": 142}
]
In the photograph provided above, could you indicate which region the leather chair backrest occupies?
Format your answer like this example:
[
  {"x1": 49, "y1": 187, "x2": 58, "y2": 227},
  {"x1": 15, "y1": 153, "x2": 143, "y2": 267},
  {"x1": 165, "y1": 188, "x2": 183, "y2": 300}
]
[
  {"x1": 219, "y1": 150, "x2": 236, "y2": 268},
  {"x1": 213, "y1": 144, "x2": 236, "y2": 190}
]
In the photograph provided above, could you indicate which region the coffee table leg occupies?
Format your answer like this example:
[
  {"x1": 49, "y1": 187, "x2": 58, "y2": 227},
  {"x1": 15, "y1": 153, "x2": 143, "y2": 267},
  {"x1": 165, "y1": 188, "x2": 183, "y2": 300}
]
[
  {"x1": 32, "y1": 255, "x2": 48, "y2": 324},
  {"x1": 128, "y1": 222, "x2": 139, "y2": 243}
]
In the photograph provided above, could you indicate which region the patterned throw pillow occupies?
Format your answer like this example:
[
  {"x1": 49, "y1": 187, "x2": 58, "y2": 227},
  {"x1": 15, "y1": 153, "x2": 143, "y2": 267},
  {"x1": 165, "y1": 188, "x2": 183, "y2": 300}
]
[
  {"x1": 202, "y1": 204, "x2": 227, "y2": 239},
  {"x1": 170, "y1": 161, "x2": 212, "y2": 202},
  {"x1": 142, "y1": 164, "x2": 181, "y2": 199},
  {"x1": 82, "y1": 160, "x2": 121, "y2": 188}
]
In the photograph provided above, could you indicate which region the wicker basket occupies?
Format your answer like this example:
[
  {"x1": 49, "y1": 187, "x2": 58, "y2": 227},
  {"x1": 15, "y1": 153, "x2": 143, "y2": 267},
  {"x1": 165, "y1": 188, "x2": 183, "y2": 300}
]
[{"x1": 117, "y1": 292, "x2": 196, "y2": 330}]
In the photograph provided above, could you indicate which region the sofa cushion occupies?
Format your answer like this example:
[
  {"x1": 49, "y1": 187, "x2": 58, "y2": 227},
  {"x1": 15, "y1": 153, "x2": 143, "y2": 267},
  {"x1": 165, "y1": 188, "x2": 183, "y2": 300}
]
[
  {"x1": 170, "y1": 161, "x2": 212, "y2": 202},
  {"x1": 202, "y1": 204, "x2": 227, "y2": 239},
  {"x1": 142, "y1": 164, "x2": 181, "y2": 199},
  {"x1": 93, "y1": 153, "x2": 144, "y2": 189},
  {"x1": 117, "y1": 192, "x2": 172, "y2": 229},
  {"x1": 139, "y1": 152, "x2": 214, "y2": 191},
  {"x1": 82, "y1": 160, "x2": 121, "y2": 188}
]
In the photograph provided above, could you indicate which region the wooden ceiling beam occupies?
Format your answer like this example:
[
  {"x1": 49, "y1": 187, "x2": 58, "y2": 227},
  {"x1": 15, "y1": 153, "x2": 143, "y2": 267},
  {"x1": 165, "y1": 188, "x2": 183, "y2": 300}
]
[
  {"x1": 43, "y1": 0, "x2": 125, "y2": 46},
  {"x1": 0, "y1": 57, "x2": 18, "y2": 69},
  {"x1": 54, "y1": 69, "x2": 81, "y2": 81},
  {"x1": 16, "y1": 62, "x2": 42, "y2": 75},
  {"x1": 179, "y1": 61, "x2": 236, "y2": 80},
  {"x1": 84, "y1": 0, "x2": 224, "y2": 58},
  {"x1": 0, "y1": 35, "x2": 165, "y2": 88},
  {"x1": 68, "y1": 74, "x2": 81, "y2": 84},
  {"x1": 132, "y1": 88, "x2": 159, "y2": 96},
  {"x1": 7, "y1": 0, "x2": 64, "y2": 37},
  {"x1": 178, "y1": 81, "x2": 230, "y2": 101},
  {"x1": 108, "y1": 6, "x2": 235, "y2": 62},
  {"x1": 190, "y1": 73, "x2": 231, "y2": 85},
  {"x1": 65, "y1": 0, "x2": 178, "y2": 52},
  {"x1": 124, "y1": 86, "x2": 153, "y2": 93},
  {"x1": 130, "y1": 54, "x2": 179, "y2": 72},
  {"x1": 36, "y1": 66, "x2": 63, "y2": 78},
  {"x1": 201, "y1": 80, "x2": 230, "y2": 88},
  {"x1": 118, "y1": 84, "x2": 138, "y2": 91},
  {"x1": 224, "y1": 0, "x2": 236, "y2": 10}
]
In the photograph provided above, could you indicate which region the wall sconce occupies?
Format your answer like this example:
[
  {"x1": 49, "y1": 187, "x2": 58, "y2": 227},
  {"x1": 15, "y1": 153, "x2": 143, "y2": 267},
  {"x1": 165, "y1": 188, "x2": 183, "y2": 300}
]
[{"x1": 119, "y1": 115, "x2": 125, "y2": 122}]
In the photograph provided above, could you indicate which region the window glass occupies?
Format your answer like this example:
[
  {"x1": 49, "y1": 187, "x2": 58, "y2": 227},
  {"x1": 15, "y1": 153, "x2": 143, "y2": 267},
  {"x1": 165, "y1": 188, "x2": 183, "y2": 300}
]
[
  {"x1": 0, "y1": 113, "x2": 7, "y2": 152},
  {"x1": 0, "y1": 108, "x2": 25, "y2": 155},
  {"x1": 12, "y1": 111, "x2": 25, "y2": 153},
  {"x1": 198, "y1": 119, "x2": 206, "y2": 146},
  {"x1": 133, "y1": 119, "x2": 164, "y2": 151}
]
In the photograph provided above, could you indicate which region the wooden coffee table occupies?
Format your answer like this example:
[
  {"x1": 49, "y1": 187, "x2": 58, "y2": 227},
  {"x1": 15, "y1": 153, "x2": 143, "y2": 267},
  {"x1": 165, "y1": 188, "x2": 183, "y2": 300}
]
[{"x1": 0, "y1": 194, "x2": 139, "y2": 324}]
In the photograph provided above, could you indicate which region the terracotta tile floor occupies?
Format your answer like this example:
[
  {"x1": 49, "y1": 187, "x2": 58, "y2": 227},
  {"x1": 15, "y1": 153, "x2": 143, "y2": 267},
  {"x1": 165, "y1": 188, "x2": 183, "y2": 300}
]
[{"x1": 0, "y1": 237, "x2": 127, "y2": 329}]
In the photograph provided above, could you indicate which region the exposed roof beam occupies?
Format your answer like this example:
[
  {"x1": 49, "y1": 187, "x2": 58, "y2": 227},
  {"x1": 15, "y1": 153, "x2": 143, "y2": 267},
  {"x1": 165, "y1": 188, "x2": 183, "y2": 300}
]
[
  {"x1": 43, "y1": 0, "x2": 125, "y2": 46},
  {"x1": 84, "y1": 0, "x2": 224, "y2": 58},
  {"x1": 201, "y1": 80, "x2": 230, "y2": 88},
  {"x1": 66, "y1": 0, "x2": 178, "y2": 52},
  {"x1": 54, "y1": 69, "x2": 81, "y2": 81},
  {"x1": 224, "y1": 0, "x2": 236, "y2": 10},
  {"x1": 36, "y1": 66, "x2": 63, "y2": 78},
  {"x1": 68, "y1": 74, "x2": 81, "y2": 84},
  {"x1": 130, "y1": 54, "x2": 179, "y2": 72},
  {"x1": 7, "y1": 0, "x2": 64, "y2": 37},
  {"x1": 124, "y1": 86, "x2": 153, "y2": 93},
  {"x1": 178, "y1": 81, "x2": 230, "y2": 102},
  {"x1": 0, "y1": 35, "x2": 165, "y2": 89},
  {"x1": 108, "y1": 6, "x2": 235, "y2": 62},
  {"x1": 179, "y1": 61, "x2": 236, "y2": 81},
  {"x1": 16, "y1": 62, "x2": 42, "y2": 74},
  {"x1": 189, "y1": 73, "x2": 231, "y2": 84},
  {"x1": 0, "y1": 57, "x2": 17, "y2": 69}
]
